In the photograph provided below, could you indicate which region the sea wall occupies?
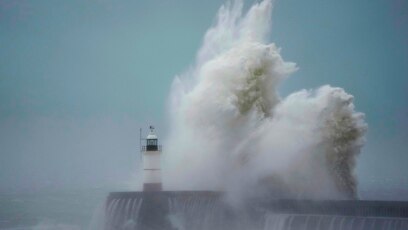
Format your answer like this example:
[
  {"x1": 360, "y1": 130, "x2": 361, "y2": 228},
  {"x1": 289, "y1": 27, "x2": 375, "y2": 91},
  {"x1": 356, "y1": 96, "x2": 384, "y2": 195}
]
[{"x1": 105, "y1": 191, "x2": 408, "y2": 230}]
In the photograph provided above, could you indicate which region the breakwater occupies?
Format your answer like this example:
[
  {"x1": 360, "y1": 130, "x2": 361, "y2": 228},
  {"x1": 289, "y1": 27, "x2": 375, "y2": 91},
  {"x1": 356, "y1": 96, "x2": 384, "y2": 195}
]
[{"x1": 105, "y1": 192, "x2": 408, "y2": 230}]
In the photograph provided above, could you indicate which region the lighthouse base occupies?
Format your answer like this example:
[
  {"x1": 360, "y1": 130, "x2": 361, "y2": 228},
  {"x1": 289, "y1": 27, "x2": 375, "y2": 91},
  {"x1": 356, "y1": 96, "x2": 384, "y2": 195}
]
[{"x1": 143, "y1": 183, "x2": 162, "y2": 191}]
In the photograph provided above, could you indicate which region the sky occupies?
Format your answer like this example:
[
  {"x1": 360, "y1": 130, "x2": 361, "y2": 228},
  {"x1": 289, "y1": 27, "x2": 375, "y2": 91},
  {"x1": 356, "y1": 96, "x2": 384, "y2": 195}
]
[{"x1": 0, "y1": 0, "x2": 407, "y2": 194}]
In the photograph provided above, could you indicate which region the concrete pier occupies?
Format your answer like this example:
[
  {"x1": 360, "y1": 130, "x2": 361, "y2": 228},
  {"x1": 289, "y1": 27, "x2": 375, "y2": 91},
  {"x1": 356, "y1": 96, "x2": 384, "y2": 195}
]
[{"x1": 105, "y1": 191, "x2": 408, "y2": 230}]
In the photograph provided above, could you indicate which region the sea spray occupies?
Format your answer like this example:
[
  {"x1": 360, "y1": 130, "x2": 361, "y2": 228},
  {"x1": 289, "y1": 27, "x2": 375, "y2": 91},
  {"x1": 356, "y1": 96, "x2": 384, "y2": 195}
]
[{"x1": 163, "y1": 0, "x2": 367, "y2": 201}]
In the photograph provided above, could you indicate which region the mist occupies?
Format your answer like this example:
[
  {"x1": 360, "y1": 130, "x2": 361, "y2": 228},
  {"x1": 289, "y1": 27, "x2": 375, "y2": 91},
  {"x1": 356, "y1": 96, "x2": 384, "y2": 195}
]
[
  {"x1": 163, "y1": 0, "x2": 367, "y2": 201},
  {"x1": 0, "y1": 116, "x2": 144, "y2": 192}
]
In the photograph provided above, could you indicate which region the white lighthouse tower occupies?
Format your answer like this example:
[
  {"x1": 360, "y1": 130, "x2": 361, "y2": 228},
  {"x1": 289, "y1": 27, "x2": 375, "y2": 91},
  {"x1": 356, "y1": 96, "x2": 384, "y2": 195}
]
[{"x1": 141, "y1": 126, "x2": 162, "y2": 191}]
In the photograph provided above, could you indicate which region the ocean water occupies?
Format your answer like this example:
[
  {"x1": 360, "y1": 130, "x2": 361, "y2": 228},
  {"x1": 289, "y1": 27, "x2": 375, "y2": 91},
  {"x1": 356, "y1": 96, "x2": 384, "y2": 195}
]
[
  {"x1": 0, "y1": 189, "x2": 107, "y2": 230},
  {"x1": 1, "y1": 189, "x2": 408, "y2": 230}
]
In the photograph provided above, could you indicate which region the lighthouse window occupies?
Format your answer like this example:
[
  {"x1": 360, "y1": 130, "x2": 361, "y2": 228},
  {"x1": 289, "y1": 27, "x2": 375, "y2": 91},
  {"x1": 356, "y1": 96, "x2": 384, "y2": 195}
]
[{"x1": 147, "y1": 139, "x2": 157, "y2": 146}]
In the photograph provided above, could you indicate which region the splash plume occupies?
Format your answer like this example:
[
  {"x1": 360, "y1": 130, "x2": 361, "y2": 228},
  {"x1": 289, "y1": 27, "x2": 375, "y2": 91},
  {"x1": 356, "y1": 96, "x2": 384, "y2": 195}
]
[{"x1": 163, "y1": 0, "x2": 367, "y2": 200}]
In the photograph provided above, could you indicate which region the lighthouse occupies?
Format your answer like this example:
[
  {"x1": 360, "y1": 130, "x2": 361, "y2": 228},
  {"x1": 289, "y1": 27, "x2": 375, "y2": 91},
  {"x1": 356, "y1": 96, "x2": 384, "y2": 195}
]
[{"x1": 142, "y1": 126, "x2": 162, "y2": 191}]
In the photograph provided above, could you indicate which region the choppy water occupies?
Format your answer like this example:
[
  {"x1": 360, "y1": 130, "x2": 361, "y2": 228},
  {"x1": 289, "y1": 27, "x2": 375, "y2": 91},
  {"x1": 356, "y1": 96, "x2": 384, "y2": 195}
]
[{"x1": 0, "y1": 189, "x2": 107, "y2": 230}]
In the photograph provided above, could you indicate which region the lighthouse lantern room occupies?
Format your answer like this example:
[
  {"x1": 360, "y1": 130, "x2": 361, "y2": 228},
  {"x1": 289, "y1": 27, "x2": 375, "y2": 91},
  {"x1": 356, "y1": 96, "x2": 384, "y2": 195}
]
[{"x1": 142, "y1": 126, "x2": 162, "y2": 191}]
